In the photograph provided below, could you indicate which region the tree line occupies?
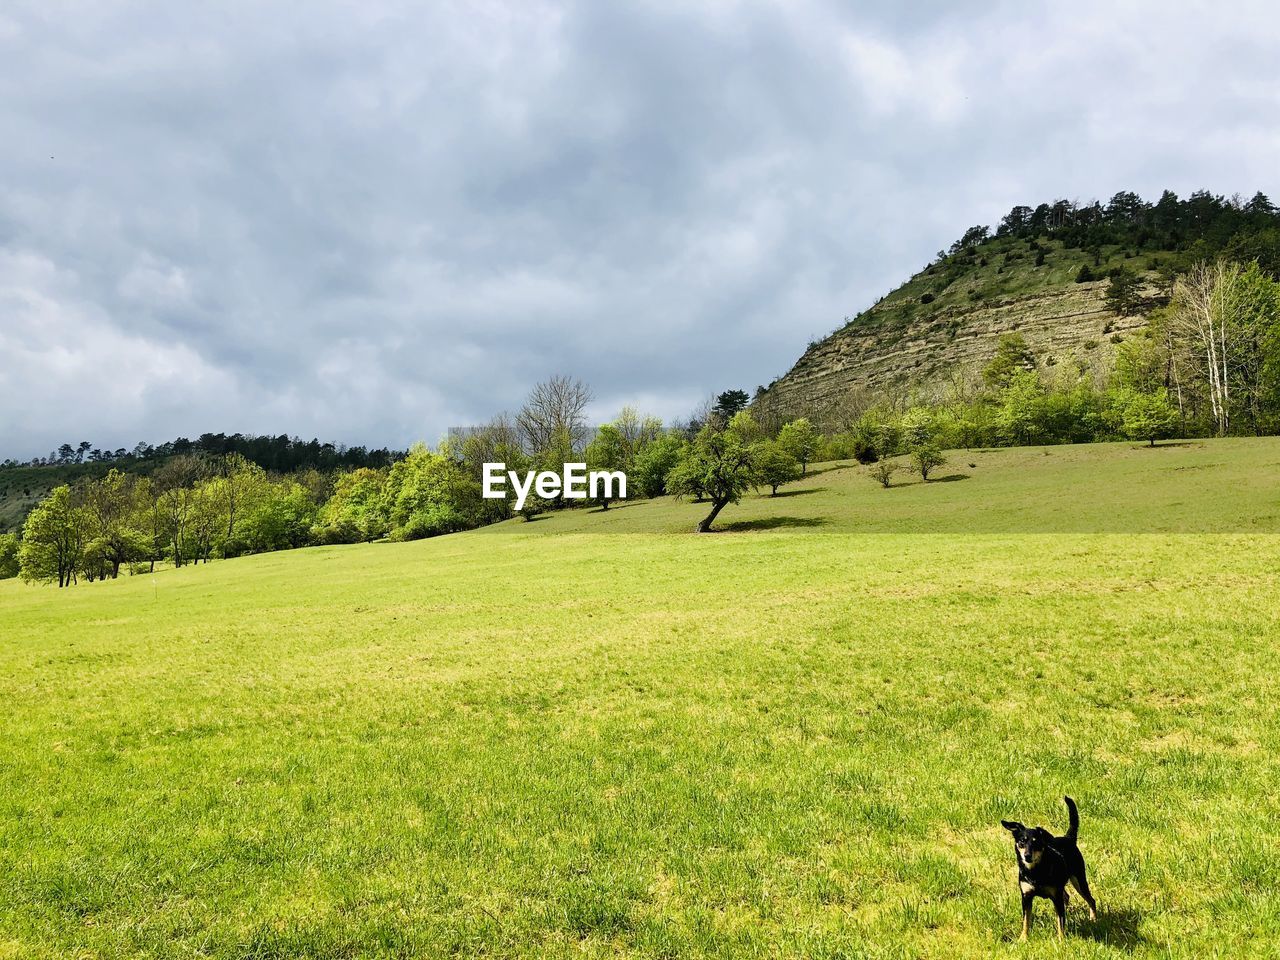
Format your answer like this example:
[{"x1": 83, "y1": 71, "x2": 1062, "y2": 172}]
[
  {"x1": 982, "y1": 188, "x2": 1279, "y2": 275},
  {"x1": 3, "y1": 432, "x2": 402, "y2": 473},
  {"x1": 1, "y1": 375, "x2": 826, "y2": 585}
]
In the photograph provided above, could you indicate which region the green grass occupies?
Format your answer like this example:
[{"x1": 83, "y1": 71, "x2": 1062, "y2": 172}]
[
  {"x1": 2, "y1": 440, "x2": 1279, "y2": 958},
  {"x1": 496, "y1": 438, "x2": 1280, "y2": 535}
]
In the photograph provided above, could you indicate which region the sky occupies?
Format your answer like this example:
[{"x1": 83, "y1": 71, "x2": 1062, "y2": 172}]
[{"x1": 2, "y1": 0, "x2": 1278, "y2": 460}]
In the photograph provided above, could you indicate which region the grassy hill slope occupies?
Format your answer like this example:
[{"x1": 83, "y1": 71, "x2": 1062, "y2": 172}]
[
  {"x1": 2, "y1": 440, "x2": 1279, "y2": 958},
  {"x1": 753, "y1": 235, "x2": 1163, "y2": 427},
  {"x1": 483, "y1": 437, "x2": 1280, "y2": 535},
  {"x1": 0, "y1": 463, "x2": 118, "y2": 534}
]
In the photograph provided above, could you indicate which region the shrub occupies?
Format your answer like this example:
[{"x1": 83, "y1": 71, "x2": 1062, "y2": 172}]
[
  {"x1": 396, "y1": 505, "x2": 467, "y2": 541},
  {"x1": 911, "y1": 444, "x2": 947, "y2": 481},
  {"x1": 869, "y1": 461, "x2": 897, "y2": 488}
]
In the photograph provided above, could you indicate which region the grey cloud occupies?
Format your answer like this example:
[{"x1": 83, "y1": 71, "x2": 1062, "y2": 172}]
[{"x1": 2, "y1": 0, "x2": 1278, "y2": 458}]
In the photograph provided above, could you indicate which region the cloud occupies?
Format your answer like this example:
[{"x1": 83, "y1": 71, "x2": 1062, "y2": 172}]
[{"x1": 1, "y1": 0, "x2": 1277, "y2": 458}]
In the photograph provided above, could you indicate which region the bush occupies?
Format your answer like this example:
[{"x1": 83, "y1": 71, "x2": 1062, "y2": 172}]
[
  {"x1": 312, "y1": 520, "x2": 363, "y2": 545},
  {"x1": 919, "y1": 292, "x2": 935, "y2": 304},
  {"x1": 911, "y1": 444, "x2": 947, "y2": 481},
  {"x1": 1076, "y1": 264, "x2": 1096, "y2": 283},
  {"x1": 396, "y1": 505, "x2": 467, "y2": 541},
  {"x1": 869, "y1": 461, "x2": 897, "y2": 488}
]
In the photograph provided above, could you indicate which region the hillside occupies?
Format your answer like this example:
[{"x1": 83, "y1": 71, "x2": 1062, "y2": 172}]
[
  {"x1": 753, "y1": 189, "x2": 1280, "y2": 429},
  {"x1": 0, "y1": 433, "x2": 402, "y2": 534},
  {"x1": 3, "y1": 439, "x2": 1279, "y2": 957},
  {"x1": 479, "y1": 437, "x2": 1280, "y2": 535},
  {"x1": 754, "y1": 236, "x2": 1157, "y2": 427},
  {"x1": 0, "y1": 463, "x2": 119, "y2": 534}
]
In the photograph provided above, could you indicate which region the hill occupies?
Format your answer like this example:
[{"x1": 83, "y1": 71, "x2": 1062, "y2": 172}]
[
  {"x1": 2, "y1": 439, "x2": 1279, "y2": 957},
  {"x1": 754, "y1": 189, "x2": 1280, "y2": 428},
  {"x1": 478, "y1": 436, "x2": 1280, "y2": 535},
  {"x1": 0, "y1": 433, "x2": 403, "y2": 534}
]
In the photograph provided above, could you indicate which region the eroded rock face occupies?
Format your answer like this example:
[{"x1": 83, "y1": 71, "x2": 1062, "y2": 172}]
[{"x1": 754, "y1": 279, "x2": 1152, "y2": 429}]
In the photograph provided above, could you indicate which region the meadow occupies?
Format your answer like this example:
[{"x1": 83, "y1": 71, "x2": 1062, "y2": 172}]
[{"x1": 2, "y1": 439, "x2": 1279, "y2": 958}]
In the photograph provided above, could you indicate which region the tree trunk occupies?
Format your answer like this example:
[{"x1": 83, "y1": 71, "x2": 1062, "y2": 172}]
[{"x1": 697, "y1": 498, "x2": 729, "y2": 533}]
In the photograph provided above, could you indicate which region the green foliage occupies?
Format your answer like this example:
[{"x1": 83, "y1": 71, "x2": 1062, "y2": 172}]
[
  {"x1": 899, "y1": 407, "x2": 937, "y2": 450},
  {"x1": 1110, "y1": 387, "x2": 1180, "y2": 446},
  {"x1": 725, "y1": 409, "x2": 764, "y2": 445},
  {"x1": 997, "y1": 370, "x2": 1048, "y2": 445},
  {"x1": 19, "y1": 486, "x2": 85, "y2": 587},
  {"x1": 632, "y1": 433, "x2": 686, "y2": 498},
  {"x1": 868, "y1": 460, "x2": 897, "y2": 488},
  {"x1": 776, "y1": 418, "x2": 821, "y2": 473},
  {"x1": 380, "y1": 444, "x2": 477, "y2": 540},
  {"x1": 0, "y1": 532, "x2": 18, "y2": 579},
  {"x1": 712, "y1": 389, "x2": 750, "y2": 421},
  {"x1": 983, "y1": 333, "x2": 1036, "y2": 390},
  {"x1": 315, "y1": 467, "x2": 388, "y2": 543},
  {"x1": 668, "y1": 426, "x2": 756, "y2": 532},
  {"x1": 242, "y1": 483, "x2": 320, "y2": 552},
  {"x1": 1104, "y1": 265, "x2": 1142, "y2": 315},
  {"x1": 910, "y1": 444, "x2": 947, "y2": 481},
  {"x1": 751, "y1": 442, "x2": 801, "y2": 495},
  {"x1": 851, "y1": 408, "x2": 902, "y2": 463},
  {"x1": 585, "y1": 424, "x2": 629, "y2": 509}
]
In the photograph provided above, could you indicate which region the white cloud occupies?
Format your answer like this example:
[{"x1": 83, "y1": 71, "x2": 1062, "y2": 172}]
[{"x1": 1, "y1": 0, "x2": 1278, "y2": 458}]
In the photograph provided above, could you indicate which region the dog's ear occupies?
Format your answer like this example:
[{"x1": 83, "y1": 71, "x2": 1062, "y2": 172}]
[{"x1": 1001, "y1": 820, "x2": 1023, "y2": 833}]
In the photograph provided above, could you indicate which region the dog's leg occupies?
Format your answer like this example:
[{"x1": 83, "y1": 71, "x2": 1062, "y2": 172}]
[
  {"x1": 1020, "y1": 890, "x2": 1034, "y2": 941},
  {"x1": 1053, "y1": 890, "x2": 1067, "y2": 939},
  {"x1": 1069, "y1": 872, "x2": 1098, "y2": 921}
]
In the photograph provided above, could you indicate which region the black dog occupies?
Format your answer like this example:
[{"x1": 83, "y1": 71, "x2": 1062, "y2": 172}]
[{"x1": 1001, "y1": 797, "x2": 1097, "y2": 939}]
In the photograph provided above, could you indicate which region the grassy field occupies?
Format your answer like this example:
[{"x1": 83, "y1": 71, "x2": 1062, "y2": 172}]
[
  {"x1": 482, "y1": 438, "x2": 1280, "y2": 536},
  {"x1": 2, "y1": 440, "x2": 1279, "y2": 958}
]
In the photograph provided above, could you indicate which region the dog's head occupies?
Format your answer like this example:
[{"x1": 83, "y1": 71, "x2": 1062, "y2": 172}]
[{"x1": 1001, "y1": 820, "x2": 1052, "y2": 868}]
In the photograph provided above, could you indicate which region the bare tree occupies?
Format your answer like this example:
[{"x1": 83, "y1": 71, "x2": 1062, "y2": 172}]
[{"x1": 516, "y1": 376, "x2": 594, "y2": 455}]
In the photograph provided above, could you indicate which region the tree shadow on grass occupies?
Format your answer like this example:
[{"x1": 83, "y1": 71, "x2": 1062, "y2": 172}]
[
  {"x1": 768, "y1": 487, "x2": 825, "y2": 498},
  {"x1": 802, "y1": 463, "x2": 854, "y2": 478},
  {"x1": 927, "y1": 473, "x2": 970, "y2": 483},
  {"x1": 718, "y1": 516, "x2": 831, "y2": 532},
  {"x1": 590, "y1": 501, "x2": 643, "y2": 513}
]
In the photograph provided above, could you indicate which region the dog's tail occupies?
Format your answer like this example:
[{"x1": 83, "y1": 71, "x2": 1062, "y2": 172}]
[{"x1": 1063, "y1": 796, "x2": 1079, "y2": 841}]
